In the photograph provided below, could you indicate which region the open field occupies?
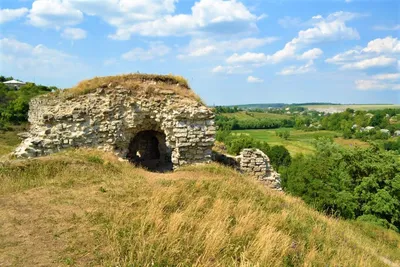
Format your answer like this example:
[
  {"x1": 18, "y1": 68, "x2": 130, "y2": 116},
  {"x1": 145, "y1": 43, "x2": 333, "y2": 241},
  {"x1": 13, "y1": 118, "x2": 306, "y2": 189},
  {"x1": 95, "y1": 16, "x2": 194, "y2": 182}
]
[
  {"x1": 303, "y1": 104, "x2": 400, "y2": 113},
  {"x1": 0, "y1": 149, "x2": 399, "y2": 266},
  {"x1": 221, "y1": 111, "x2": 292, "y2": 120},
  {"x1": 233, "y1": 128, "x2": 370, "y2": 155}
]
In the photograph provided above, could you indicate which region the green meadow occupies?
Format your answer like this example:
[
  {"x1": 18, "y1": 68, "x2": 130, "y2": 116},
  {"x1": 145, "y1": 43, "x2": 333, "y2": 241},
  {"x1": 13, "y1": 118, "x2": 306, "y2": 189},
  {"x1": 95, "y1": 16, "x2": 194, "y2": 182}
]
[{"x1": 233, "y1": 128, "x2": 370, "y2": 155}]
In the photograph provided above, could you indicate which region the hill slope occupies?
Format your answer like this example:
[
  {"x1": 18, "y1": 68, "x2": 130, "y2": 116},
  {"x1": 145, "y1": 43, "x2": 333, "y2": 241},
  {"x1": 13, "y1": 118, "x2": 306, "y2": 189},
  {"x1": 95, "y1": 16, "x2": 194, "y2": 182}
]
[{"x1": 1, "y1": 149, "x2": 399, "y2": 266}]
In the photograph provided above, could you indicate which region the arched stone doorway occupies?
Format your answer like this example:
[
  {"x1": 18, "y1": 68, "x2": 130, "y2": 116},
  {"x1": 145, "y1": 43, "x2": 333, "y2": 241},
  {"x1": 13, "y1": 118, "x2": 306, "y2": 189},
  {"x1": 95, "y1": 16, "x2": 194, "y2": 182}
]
[{"x1": 127, "y1": 130, "x2": 172, "y2": 172}]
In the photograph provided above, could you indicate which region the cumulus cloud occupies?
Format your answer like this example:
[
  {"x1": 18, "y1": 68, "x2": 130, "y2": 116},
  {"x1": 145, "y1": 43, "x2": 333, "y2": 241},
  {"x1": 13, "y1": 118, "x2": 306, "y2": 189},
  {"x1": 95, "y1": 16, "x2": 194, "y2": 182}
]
[
  {"x1": 178, "y1": 37, "x2": 278, "y2": 59},
  {"x1": 61, "y1": 27, "x2": 87, "y2": 40},
  {"x1": 297, "y1": 48, "x2": 323, "y2": 60},
  {"x1": 0, "y1": 8, "x2": 28, "y2": 24},
  {"x1": 28, "y1": 0, "x2": 83, "y2": 29},
  {"x1": 355, "y1": 73, "x2": 400, "y2": 91},
  {"x1": 28, "y1": 0, "x2": 261, "y2": 40},
  {"x1": 277, "y1": 61, "x2": 315, "y2": 75},
  {"x1": 122, "y1": 42, "x2": 170, "y2": 61},
  {"x1": 247, "y1": 76, "x2": 263, "y2": 83},
  {"x1": 341, "y1": 56, "x2": 396, "y2": 70},
  {"x1": 212, "y1": 65, "x2": 252, "y2": 74},
  {"x1": 225, "y1": 11, "x2": 358, "y2": 65},
  {"x1": 326, "y1": 36, "x2": 400, "y2": 70},
  {"x1": 109, "y1": 0, "x2": 259, "y2": 39},
  {"x1": 326, "y1": 36, "x2": 400, "y2": 90},
  {"x1": 0, "y1": 37, "x2": 86, "y2": 78}
]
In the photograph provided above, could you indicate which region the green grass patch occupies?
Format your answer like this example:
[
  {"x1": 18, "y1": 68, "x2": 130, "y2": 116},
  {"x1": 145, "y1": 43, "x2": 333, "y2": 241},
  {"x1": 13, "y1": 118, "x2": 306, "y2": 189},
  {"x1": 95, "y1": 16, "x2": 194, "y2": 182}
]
[
  {"x1": 233, "y1": 128, "x2": 340, "y2": 155},
  {"x1": 0, "y1": 126, "x2": 26, "y2": 157}
]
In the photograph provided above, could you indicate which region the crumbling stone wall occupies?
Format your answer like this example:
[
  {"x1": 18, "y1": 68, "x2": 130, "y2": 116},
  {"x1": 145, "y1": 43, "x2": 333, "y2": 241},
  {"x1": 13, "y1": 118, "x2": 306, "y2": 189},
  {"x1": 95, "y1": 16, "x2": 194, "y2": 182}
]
[
  {"x1": 237, "y1": 149, "x2": 281, "y2": 190},
  {"x1": 14, "y1": 84, "x2": 215, "y2": 169},
  {"x1": 212, "y1": 148, "x2": 281, "y2": 190}
]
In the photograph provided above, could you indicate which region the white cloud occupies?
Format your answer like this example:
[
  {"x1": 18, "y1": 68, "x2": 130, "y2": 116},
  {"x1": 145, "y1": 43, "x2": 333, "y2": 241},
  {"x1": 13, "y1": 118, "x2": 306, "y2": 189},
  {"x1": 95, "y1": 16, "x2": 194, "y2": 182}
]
[
  {"x1": 212, "y1": 65, "x2": 251, "y2": 74},
  {"x1": 28, "y1": 0, "x2": 83, "y2": 29},
  {"x1": 371, "y1": 73, "x2": 400, "y2": 80},
  {"x1": 178, "y1": 37, "x2": 278, "y2": 59},
  {"x1": 108, "y1": 0, "x2": 259, "y2": 39},
  {"x1": 326, "y1": 36, "x2": 400, "y2": 90},
  {"x1": 277, "y1": 61, "x2": 315, "y2": 75},
  {"x1": 341, "y1": 56, "x2": 397, "y2": 70},
  {"x1": 226, "y1": 11, "x2": 359, "y2": 65},
  {"x1": 373, "y1": 25, "x2": 400, "y2": 31},
  {"x1": 355, "y1": 73, "x2": 400, "y2": 91},
  {"x1": 122, "y1": 42, "x2": 170, "y2": 61},
  {"x1": 362, "y1": 36, "x2": 400, "y2": 54},
  {"x1": 226, "y1": 52, "x2": 269, "y2": 64},
  {"x1": 0, "y1": 8, "x2": 28, "y2": 24},
  {"x1": 247, "y1": 76, "x2": 263, "y2": 83},
  {"x1": 0, "y1": 37, "x2": 86, "y2": 78},
  {"x1": 297, "y1": 48, "x2": 323, "y2": 60},
  {"x1": 326, "y1": 37, "x2": 400, "y2": 70},
  {"x1": 61, "y1": 27, "x2": 87, "y2": 40},
  {"x1": 28, "y1": 0, "x2": 261, "y2": 39}
]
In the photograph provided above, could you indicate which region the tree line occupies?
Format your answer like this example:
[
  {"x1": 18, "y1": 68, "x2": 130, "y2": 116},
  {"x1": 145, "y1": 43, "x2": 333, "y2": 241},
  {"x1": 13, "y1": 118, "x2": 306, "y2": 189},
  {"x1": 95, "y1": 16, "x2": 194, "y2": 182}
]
[
  {"x1": 0, "y1": 76, "x2": 56, "y2": 129},
  {"x1": 282, "y1": 139, "x2": 400, "y2": 231}
]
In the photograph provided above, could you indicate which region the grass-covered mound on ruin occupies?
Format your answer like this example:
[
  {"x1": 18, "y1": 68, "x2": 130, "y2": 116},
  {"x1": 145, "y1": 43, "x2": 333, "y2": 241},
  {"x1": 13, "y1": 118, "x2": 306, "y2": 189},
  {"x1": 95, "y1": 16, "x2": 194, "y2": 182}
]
[
  {"x1": 1, "y1": 149, "x2": 399, "y2": 266},
  {"x1": 47, "y1": 73, "x2": 203, "y2": 103}
]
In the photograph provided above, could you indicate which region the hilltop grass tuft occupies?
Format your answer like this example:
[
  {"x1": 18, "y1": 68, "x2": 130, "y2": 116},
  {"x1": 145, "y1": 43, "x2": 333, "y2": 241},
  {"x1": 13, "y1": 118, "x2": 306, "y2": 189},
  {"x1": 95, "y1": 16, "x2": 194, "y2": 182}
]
[
  {"x1": 45, "y1": 73, "x2": 205, "y2": 103},
  {"x1": 0, "y1": 149, "x2": 399, "y2": 266}
]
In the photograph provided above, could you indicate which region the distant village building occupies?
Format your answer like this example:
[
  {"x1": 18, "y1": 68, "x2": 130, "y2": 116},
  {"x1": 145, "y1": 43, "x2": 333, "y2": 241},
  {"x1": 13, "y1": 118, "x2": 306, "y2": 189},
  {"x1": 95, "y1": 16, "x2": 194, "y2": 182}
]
[
  {"x1": 380, "y1": 129, "x2": 390, "y2": 135},
  {"x1": 360, "y1": 126, "x2": 375, "y2": 132},
  {"x1": 394, "y1": 130, "x2": 400, "y2": 137},
  {"x1": 352, "y1": 124, "x2": 358, "y2": 129},
  {"x1": 3, "y1": 80, "x2": 26, "y2": 90},
  {"x1": 365, "y1": 113, "x2": 374, "y2": 118}
]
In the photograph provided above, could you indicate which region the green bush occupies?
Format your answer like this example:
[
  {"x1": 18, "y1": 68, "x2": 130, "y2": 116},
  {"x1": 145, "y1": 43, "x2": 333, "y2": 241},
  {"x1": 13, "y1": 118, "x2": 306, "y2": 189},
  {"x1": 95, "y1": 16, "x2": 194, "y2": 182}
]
[{"x1": 0, "y1": 81, "x2": 55, "y2": 125}]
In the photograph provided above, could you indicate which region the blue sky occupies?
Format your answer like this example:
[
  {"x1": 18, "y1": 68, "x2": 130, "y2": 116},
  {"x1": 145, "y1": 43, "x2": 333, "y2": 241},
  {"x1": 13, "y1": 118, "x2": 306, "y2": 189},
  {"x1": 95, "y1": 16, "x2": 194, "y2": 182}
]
[{"x1": 0, "y1": 0, "x2": 399, "y2": 105}]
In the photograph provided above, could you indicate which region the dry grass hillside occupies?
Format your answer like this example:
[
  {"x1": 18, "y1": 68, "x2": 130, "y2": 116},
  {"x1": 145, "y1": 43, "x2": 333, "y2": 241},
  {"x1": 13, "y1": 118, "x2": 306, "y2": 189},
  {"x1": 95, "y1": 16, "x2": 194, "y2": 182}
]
[
  {"x1": 1, "y1": 149, "x2": 399, "y2": 266},
  {"x1": 45, "y1": 73, "x2": 203, "y2": 103}
]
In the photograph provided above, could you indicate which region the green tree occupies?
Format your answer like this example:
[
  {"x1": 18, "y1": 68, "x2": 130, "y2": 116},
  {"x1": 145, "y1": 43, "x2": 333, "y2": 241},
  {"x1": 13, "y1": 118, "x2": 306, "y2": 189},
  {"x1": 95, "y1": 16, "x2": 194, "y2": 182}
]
[{"x1": 268, "y1": 145, "x2": 291, "y2": 171}]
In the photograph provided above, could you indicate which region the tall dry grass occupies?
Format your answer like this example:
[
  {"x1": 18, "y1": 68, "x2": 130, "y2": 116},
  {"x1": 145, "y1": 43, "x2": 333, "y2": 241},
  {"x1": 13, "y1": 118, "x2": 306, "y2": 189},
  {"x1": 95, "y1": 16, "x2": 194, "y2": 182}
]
[{"x1": 0, "y1": 149, "x2": 399, "y2": 266}]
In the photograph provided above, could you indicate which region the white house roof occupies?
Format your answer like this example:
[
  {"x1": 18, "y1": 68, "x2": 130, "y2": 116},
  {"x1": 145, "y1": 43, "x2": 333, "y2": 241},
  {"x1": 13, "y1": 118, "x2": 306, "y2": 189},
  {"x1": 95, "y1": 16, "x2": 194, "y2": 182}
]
[{"x1": 3, "y1": 80, "x2": 25, "y2": 84}]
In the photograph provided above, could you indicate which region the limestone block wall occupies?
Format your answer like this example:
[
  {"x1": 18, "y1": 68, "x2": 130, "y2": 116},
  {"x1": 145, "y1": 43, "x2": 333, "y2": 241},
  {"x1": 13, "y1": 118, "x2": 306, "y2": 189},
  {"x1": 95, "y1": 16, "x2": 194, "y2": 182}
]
[
  {"x1": 237, "y1": 149, "x2": 281, "y2": 190},
  {"x1": 14, "y1": 86, "x2": 215, "y2": 168}
]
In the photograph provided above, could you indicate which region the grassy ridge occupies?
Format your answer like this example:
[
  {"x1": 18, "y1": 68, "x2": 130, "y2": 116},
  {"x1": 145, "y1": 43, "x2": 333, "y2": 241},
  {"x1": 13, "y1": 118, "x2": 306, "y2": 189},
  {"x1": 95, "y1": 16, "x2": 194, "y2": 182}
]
[{"x1": 0, "y1": 149, "x2": 399, "y2": 266}]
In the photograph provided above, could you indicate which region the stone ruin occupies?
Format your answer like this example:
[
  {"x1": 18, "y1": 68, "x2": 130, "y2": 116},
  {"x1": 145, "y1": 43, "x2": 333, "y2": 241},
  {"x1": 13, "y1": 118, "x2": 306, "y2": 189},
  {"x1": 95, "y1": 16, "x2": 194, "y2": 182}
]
[
  {"x1": 14, "y1": 74, "x2": 215, "y2": 171},
  {"x1": 213, "y1": 148, "x2": 281, "y2": 190},
  {"x1": 237, "y1": 149, "x2": 281, "y2": 190},
  {"x1": 13, "y1": 73, "x2": 282, "y2": 188}
]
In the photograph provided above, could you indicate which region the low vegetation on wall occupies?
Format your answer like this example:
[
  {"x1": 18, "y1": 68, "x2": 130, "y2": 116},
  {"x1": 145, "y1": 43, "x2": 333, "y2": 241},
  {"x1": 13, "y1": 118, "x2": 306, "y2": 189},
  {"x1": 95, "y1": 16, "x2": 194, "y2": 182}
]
[{"x1": 47, "y1": 73, "x2": 203, "y2": 103}]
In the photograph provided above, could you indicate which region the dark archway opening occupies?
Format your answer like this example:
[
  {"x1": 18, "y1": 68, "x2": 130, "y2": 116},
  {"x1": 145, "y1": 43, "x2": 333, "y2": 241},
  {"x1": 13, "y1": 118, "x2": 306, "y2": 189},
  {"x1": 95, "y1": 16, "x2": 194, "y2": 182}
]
[{"x1": 127, "y1": 130, "x2": 172, "y2": 172}]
